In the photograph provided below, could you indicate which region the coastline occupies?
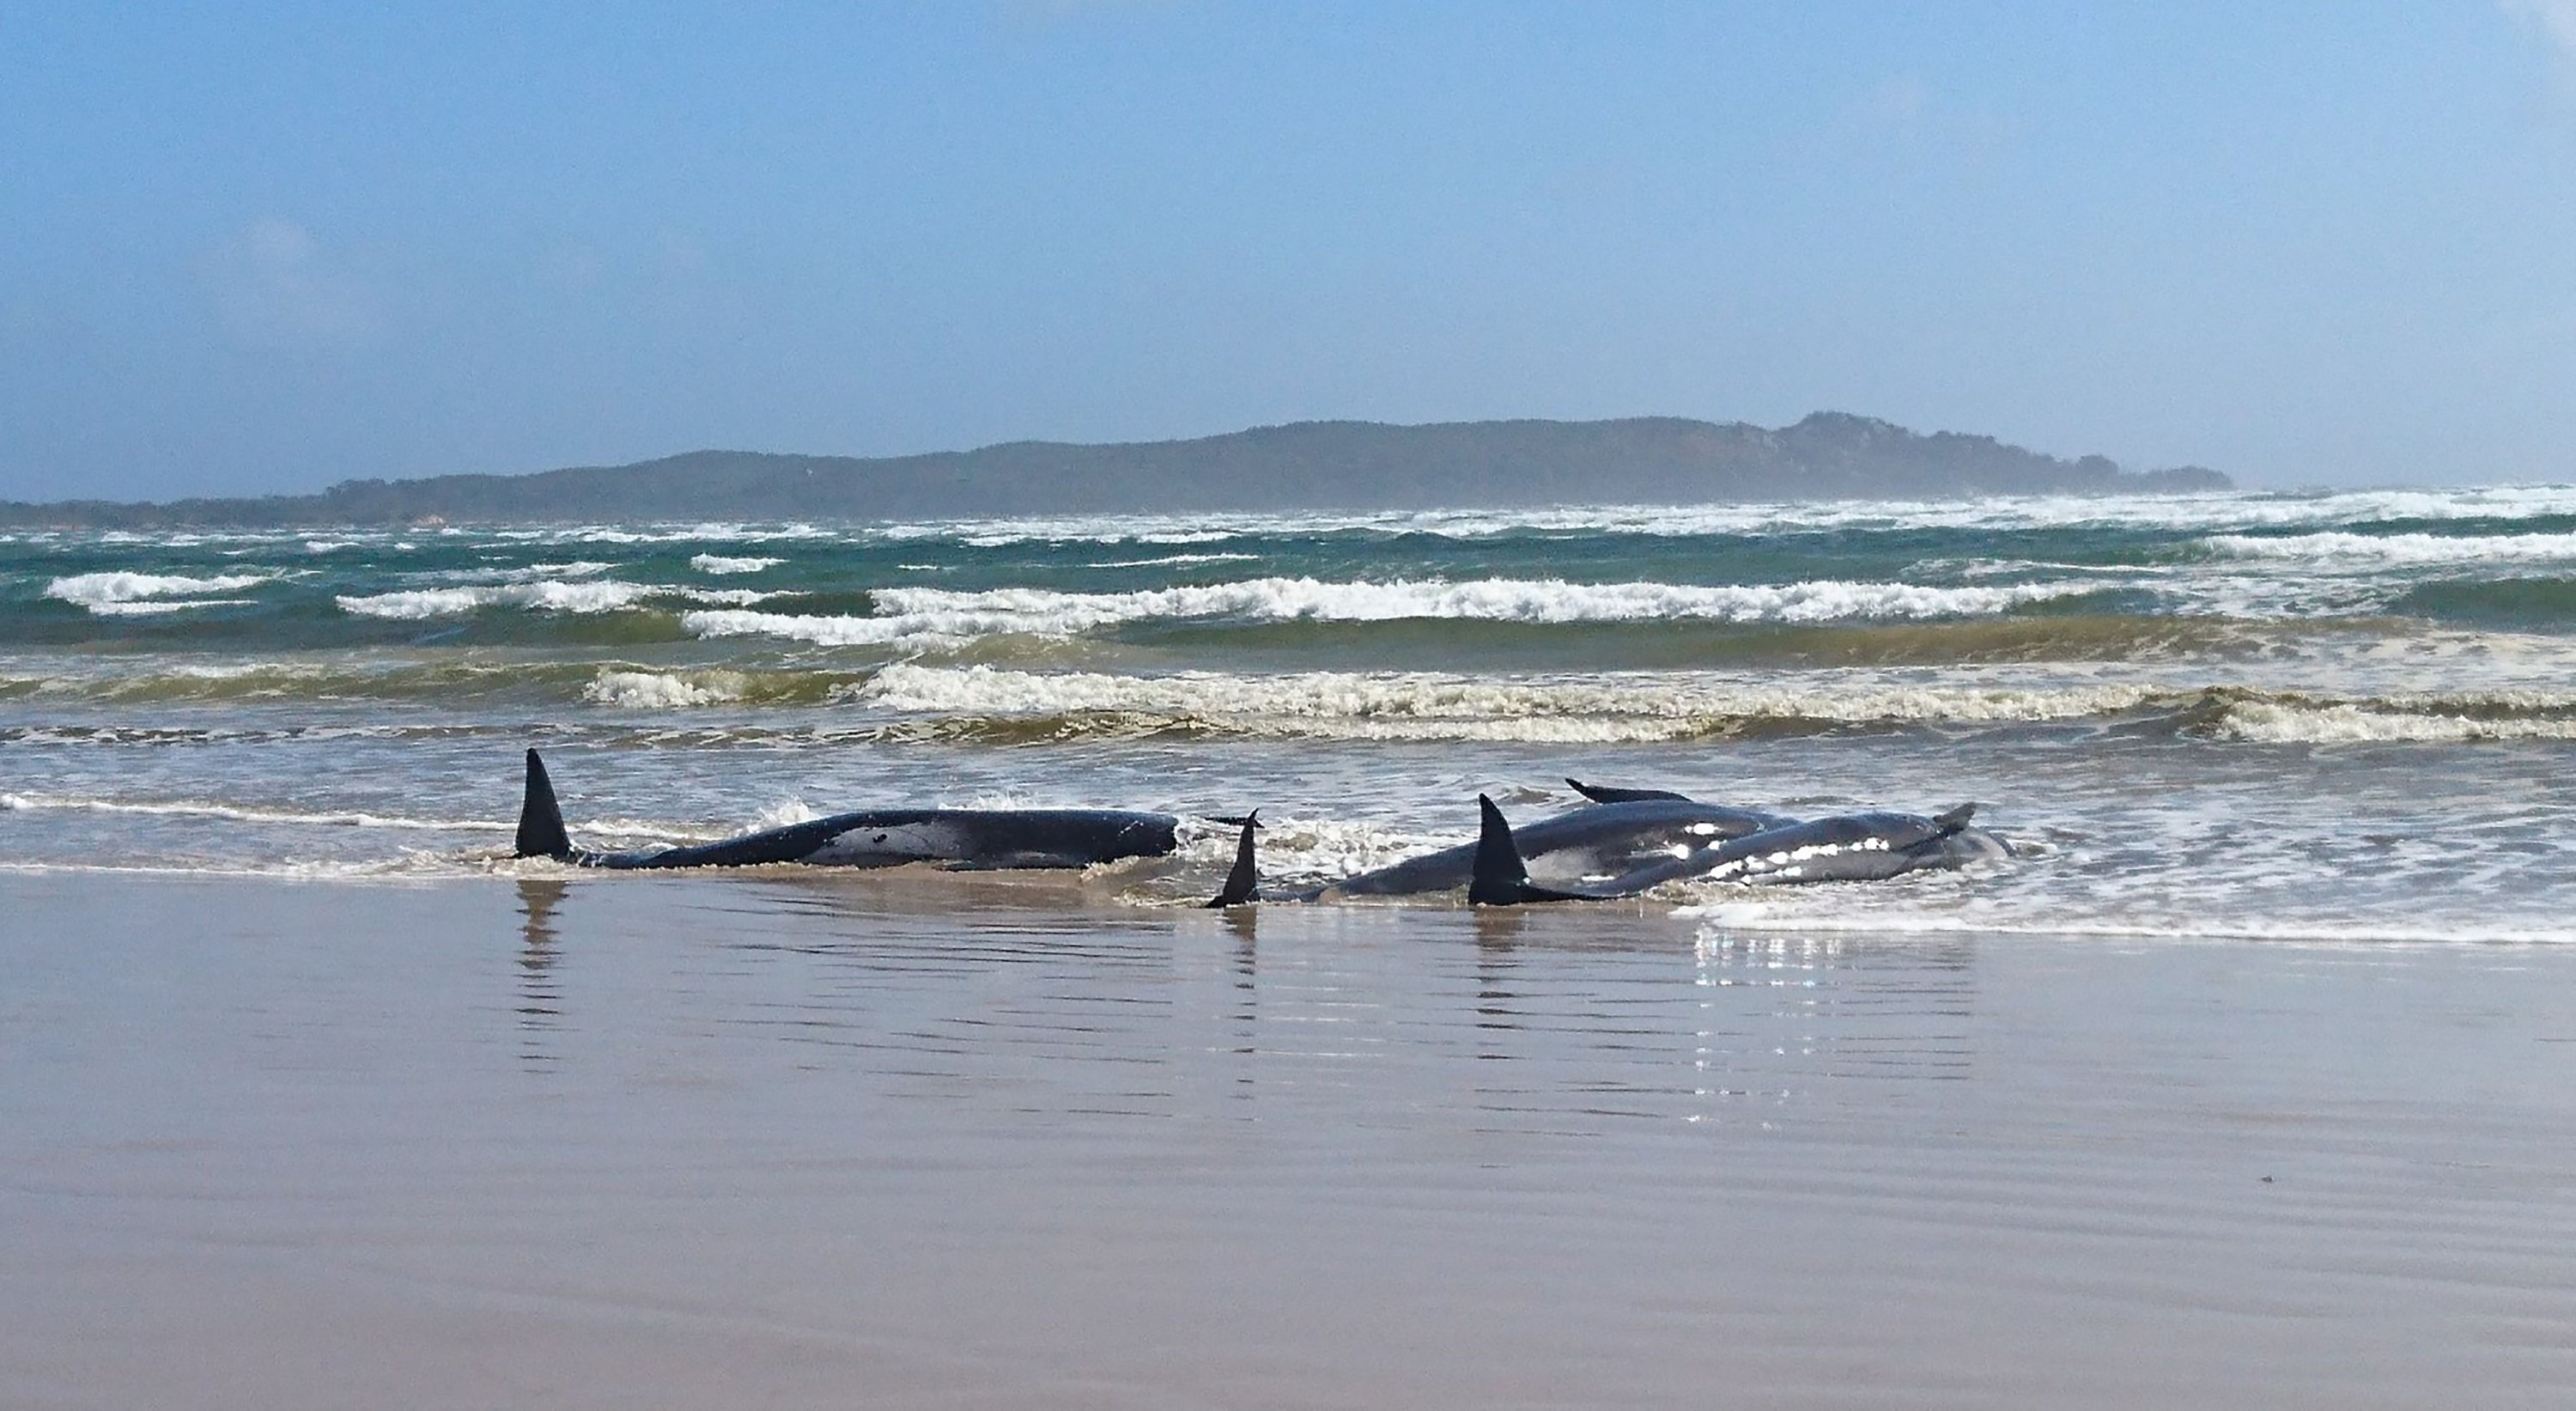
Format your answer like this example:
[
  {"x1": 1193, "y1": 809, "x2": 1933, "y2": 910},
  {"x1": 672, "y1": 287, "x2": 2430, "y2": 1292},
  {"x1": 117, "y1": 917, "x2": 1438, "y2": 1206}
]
[{"x1": 8, "y1": 871, "x2": 2574, "y2": 1408}]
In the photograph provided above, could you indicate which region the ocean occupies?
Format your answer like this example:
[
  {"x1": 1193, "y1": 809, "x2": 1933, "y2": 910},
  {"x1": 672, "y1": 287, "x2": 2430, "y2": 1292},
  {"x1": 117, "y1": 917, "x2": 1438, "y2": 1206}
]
[
  {"x1": 15, "y1": 484, "x2": 2576, "y2": 1407},
  {"x1": 8, "y1": 484, "x2": 2576, "y2": 940}
]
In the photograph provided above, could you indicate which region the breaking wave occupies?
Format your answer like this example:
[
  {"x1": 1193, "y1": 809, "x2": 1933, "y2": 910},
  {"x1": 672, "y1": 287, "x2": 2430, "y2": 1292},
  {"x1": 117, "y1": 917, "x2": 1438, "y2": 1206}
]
[
  {"x1": 582, "y1": 669, "x2": 751, "y2": 709},
  {"x1": 848, "y1": 663, "x2": 2163, "y2": 742},
  {"x1": 690, "y1": 554, "x2": 784, "y2": 575},
  {"x1": 407, "y1": 560, "x2": 615, "y2": 585},
  {"x1": 337, "y1": 580, "x2": 660, "y2": 617},
  {"x1": 844, "y1": 484, "x2": 2576, "y2": 546},
  {"x1": 683, "y1": 576, "x2": 2087, "y2": 650},
  {"x1": 334, "y1": 581, "x2": 783, "y2": 618},
  {"x1": 2208, "y1": 696, "x2": 2576, "y2": 744},
  {"x1": 841, "y1": 669, "x2": 2576, "y2": 746},
  {"x1": 46, "y1": 571, "x2": 274, "y2": 616},
  {"x1": 2203, "y1": 531, "x2": 2576, "y2": 569}
]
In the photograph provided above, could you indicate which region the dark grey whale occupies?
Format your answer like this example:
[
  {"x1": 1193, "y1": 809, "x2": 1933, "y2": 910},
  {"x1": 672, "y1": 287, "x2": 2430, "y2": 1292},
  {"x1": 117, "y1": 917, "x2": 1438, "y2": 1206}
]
[
  {"x1": 1305, "y1": 793, "x2": 1795, "y2": 900},
  {"x1": 1591, "y1": 803, "x2": 2000, "y2": 892},
  {"x1": 1464, "y1": 793, "x2": 2009, "y2": 904},
  {"x1": 1163, "y1": 780, "x2": 2008, "y2": 909},
  {"x1": 512, "y1": 749, "x2": 1181, "y2": 870}
]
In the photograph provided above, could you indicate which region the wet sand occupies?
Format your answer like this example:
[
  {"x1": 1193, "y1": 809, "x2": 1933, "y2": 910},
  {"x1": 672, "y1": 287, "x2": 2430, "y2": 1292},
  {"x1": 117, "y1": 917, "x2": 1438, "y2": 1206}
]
[{"x1": 5, "y1": 870, "x2": 2575, "y2": 1409}]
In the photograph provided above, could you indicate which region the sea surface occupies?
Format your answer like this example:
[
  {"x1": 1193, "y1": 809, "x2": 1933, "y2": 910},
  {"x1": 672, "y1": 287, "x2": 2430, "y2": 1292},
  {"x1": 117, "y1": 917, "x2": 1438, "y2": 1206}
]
[{"x1": 8, "y1": 484, "x2": 2576, "y2": 940}]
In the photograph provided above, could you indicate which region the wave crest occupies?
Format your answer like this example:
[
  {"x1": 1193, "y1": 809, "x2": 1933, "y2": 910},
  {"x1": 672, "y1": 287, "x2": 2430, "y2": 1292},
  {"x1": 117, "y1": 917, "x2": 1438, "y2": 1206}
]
[
  {"x1": 844, "y1": 665, "x2": 2166, "y2": 742},
  {"x1": 335, "y1": 581, "x2": 782, "y2": 618},
  {"x1": 46, "y1": 571, "x2": 273, "y2": 615},
  {"x1": 2204, "y1": 530, "x2": 2576, "y2": 568},
  {"x1": 582, "y1": 669, "x2": 750, "y2": 709},
  {"x1": 683, "y1": 575, "x2": 2083, "y2": 650},
  {"x1": 690, "y1": 554, "x2": 784, "y2": 575},
  {"x1": 2210, "y1": 696, "x2": 2576, "y2": 744}
]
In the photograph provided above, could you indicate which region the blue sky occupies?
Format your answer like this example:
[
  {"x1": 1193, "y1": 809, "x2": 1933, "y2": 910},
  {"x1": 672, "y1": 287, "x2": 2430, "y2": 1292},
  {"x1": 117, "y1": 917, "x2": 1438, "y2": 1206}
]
[{"x1": 3, "y1": 1, "x2": 2574, "y2": 500}]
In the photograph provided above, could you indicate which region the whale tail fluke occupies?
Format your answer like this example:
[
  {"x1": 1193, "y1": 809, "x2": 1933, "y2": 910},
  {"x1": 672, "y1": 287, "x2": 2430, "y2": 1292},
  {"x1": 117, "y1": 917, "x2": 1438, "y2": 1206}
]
[
  {"x1": 1205, "y1": 811, "x2": 1261, "y2": 908},
  {"x1": 515, "y1": 749, "x2": 574, "y2": 861},
  {"x1": 1470, "y1": 794, "x2": 1596, "y2": 905}
]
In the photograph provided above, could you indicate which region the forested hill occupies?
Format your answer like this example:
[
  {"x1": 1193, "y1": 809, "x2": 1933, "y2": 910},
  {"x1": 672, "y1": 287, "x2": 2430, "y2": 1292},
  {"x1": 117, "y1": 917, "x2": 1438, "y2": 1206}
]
[{"x1": 2, "y1": 412, "x2": 2228, "y2": 527}]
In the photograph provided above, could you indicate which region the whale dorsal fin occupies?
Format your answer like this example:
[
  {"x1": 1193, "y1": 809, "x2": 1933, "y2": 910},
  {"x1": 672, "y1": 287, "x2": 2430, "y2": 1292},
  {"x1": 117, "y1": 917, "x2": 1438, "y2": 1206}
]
[
  {"x1": 1468, "y1": 794, "x2": 1547, "y2": 905},
  {"x1": 1471, "y1": 794, "x2": 1607, "y2": 905},
  {"x1": 514, "y1": 749, "x2": 574, "y2": 861},
  {"x1": 1205, "y1": 811, "x2": 1261, "y2": 908},
  {"x1": 1469, "y1": 794, "x2": 1528, "y2": 903}
]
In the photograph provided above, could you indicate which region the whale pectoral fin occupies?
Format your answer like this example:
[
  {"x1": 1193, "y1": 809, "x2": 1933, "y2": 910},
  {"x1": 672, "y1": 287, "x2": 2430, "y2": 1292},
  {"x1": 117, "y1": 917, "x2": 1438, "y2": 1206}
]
[
  {"x1": 1205, "y1": 811, "x2": 1261, "y2": 908},
  {"x1": 514, "y1": 749, "x2": 575, "y2": 861},
  {"x1": 1932, "y1": 803, "x2": 1978, "y2": 833}
]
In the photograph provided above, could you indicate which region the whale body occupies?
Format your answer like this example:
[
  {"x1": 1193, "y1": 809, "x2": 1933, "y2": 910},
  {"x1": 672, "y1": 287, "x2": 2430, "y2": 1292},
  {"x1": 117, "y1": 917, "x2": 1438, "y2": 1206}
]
[
  {"x1": 1306, "y1": 794, "x2": 1797, "y2": 899},
  {"x1": 1461, "y1": 790, "x2": 2014, "y2": 906},
  {"x1": 1592, "y1": 804, "x2": 2002, "y2": 893},
  {"x1": 512, "y1": 750, "x2": 1180, "y2": 871}
]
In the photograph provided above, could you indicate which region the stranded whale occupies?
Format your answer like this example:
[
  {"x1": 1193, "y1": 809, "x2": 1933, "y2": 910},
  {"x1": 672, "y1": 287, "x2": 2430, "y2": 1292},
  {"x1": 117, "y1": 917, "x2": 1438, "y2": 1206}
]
[
  {"x1": 1589, "y1": 803, "x2": 2004, "y2": 892},
  {"x1": 1464, "y1": 793, "x2": 2009, "y2": 904},
  {"x1": 1304, "y1": 791, "x2": 1796, "y2": 900},
  {"x1": 1217, "y1": 782, "x2": 2011, "y2": 907},
  {"x1": 512, "y1": 749, "x2": 1181, "y2": 871}
]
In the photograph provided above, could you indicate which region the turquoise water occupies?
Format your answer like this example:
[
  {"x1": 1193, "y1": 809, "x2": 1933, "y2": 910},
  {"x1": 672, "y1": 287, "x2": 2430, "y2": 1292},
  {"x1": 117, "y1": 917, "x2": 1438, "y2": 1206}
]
[{"x1": 7, "y1": 486, "x2": 2576, "y2": 939}]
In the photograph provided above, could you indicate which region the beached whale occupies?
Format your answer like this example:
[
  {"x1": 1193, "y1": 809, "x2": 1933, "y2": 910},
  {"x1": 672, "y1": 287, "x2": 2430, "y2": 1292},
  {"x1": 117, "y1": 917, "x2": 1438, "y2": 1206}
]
[
  {"x1": 1598, "y1": 803, "x2": 2008, "y2": 891},
  {"x1": 511, "y1": 749, "x2": 1181, "y2": 870},
  {"x1": 1465, "y1": 794, "x2": 2009, "y2": 904},
  {"x1": 1303, "y1": 788, "x2": 1798, "y2": 900}
]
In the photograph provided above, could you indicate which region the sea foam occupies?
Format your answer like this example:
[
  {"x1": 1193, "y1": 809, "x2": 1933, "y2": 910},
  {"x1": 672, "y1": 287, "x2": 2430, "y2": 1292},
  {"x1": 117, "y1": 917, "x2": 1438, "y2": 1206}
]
[
  {"x1": 46, "y1": 571, "x2": 273, "y2": 616},
  {"x1": 844, "y1": 483, "x2": 2576, "y2": 548},
  {"x1": 690, "y1": 554, "x2": 785, "y2": 575},
  {"x1": 582, "y1": 670, "x2": 750, "y2": 709},
  {"x1": 2212, "y1": 698, "x2": 2576, "y2": 744},
  {"x1": 2203, "y1": 530, "x2": 2576, "y2": 568},
  {"x1": 683, "y1": 575, "x2": 2086, "y2": 651},
  {"x1": 846, "y1": 664, "x2": 2166, "y2": 741},
  {"x1": 337, "y1": 581, "x2": 663, "y2": 617}
]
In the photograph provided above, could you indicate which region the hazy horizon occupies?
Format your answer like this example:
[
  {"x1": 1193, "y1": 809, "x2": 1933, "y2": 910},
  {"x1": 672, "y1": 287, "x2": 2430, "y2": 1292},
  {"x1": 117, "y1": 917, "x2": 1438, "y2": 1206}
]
[{"x1": 7, "y1": 3, "x2": 2576, "y2": 501}]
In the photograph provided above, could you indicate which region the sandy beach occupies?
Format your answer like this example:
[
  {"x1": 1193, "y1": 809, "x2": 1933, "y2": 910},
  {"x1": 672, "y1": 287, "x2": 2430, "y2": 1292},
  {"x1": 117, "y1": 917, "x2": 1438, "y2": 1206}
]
[{"x1": 6, "y1": 870, "x2": 2573, "y2": 1408}]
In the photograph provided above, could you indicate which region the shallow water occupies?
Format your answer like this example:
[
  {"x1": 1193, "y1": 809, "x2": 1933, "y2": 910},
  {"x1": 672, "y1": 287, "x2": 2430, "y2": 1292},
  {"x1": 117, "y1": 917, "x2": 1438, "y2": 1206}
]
[
  {"x1": 7, "y1": 873, "x2": 2575, "y2": 1409},
  {"x1": 9, "y1": 488, "x2": 2576, "y2": 938}
]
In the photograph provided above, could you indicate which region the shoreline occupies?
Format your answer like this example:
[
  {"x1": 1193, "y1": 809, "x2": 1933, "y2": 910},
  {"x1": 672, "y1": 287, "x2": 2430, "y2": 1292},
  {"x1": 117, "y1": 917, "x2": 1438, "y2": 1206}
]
[
  {"x1": 8, "y1": 871, "x2": 2575, "y2": 1408},
  {"x1": 10, "y1": 864, "x2": 2576, "y2": 949}
]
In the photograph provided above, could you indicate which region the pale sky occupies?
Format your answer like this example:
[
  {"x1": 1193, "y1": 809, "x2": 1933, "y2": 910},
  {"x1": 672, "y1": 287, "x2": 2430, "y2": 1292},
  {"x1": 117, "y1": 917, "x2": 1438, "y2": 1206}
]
[{"x1": 4, "y1": 1, "x2": 2576, "y2": 500}]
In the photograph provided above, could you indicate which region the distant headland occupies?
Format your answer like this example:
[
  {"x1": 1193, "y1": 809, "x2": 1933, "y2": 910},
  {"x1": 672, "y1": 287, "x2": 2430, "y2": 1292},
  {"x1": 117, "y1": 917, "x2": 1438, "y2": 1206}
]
[{"x1": 0, "y1": 412, "x2": 2227, "y2": 528}]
